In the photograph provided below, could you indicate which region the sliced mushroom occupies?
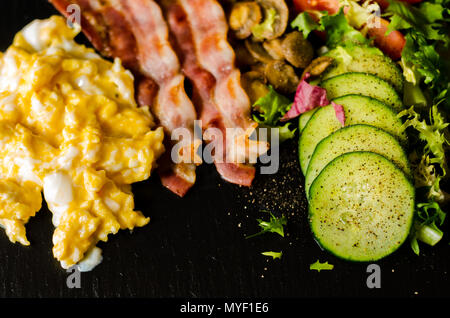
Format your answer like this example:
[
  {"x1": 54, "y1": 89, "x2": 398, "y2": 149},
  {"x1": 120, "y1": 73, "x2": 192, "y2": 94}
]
[
  {"x1": 262, "y1": 38, "x2": 285, "y2": 60},
  {"x1": 234, "y1": 41, "x2": 258, "y2": 68},
  {"x1": 252, "y1": 0, "x2": 289, "y2": 41},
  {"x1": 281, "y1": 31, "x2": 314, "y2": 69},
  {"x1": 229, "y1": 2, "x2": 262, "y2": 39},
  {"x1": 241, "y1": 71, "x2": 270, "y2": 104},
  {"x1": 264, "y1": 60, "x2": 300, "y2": 94},
  {"x1": 245, "y1": 39, "x2": 274, "y2": 64},
  {"x1": 250, "y1": 62, "x2": 267, "y2": 74},
  {"x1": 301, "y1": 56, "x2": 335, "y2": 80}
]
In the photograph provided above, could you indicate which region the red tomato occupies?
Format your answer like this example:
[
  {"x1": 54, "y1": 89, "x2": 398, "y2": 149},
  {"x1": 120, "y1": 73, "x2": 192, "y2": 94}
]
[
  {"x1": 293, "y1": 0, "x2": 340, "y2": 14},
  {"x1": 366, "y1": 17, "x2": 406, "y2": 60}
]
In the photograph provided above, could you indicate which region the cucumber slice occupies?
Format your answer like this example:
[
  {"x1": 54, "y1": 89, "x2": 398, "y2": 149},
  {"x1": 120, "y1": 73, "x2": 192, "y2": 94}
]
[
  {"x1": 299, "y1": 108, "x2": 319, "y2": 133},
  {"x1": 320, "y1": 72, "x2": 403, "y2": 112},
  {"x1": 309, "y1": 151, "x2": 415, "y2": 262},
  {"x1": 305, "y1": 124, "x2": 411, "y2": 197},
  {"x1": 322, "y1": 47, "x2": 404, "y2": 93},
  {"x1": 298, "y1": 94, "x2": 407, "y2": 174}
]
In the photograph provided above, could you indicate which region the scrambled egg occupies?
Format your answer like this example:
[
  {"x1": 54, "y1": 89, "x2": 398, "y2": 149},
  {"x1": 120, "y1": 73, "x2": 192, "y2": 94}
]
[{"x1": 0, "y1": 16, "x2": 165, "y2": 270}]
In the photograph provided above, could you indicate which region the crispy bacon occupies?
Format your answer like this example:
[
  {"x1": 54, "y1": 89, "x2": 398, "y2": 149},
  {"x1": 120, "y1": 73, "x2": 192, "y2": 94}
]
[
  {"x1": 177, "y1": 0, "x2": 253, "y2": 128},
  {"x1": 49, "y1": 0, "x2": 199, "y2": 197},
  {"x1": 162, "y1": 1, "x2": 257, "y2": 186},
  {"x1": 49, "y1": 0, "x2": 141, "y2": 72},
  {"x1": 168, "y1": 0, "x2": 268, "y2": 184}
]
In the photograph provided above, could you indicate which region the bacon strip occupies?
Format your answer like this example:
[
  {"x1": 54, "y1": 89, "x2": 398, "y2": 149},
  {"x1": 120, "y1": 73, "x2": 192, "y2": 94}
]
[
  {"x1": 162, "y1": 1, "x2": 257, "y2": 186},
  {"x1": 49, "y1": 0, "x2": 199, "y2": 197},
  {"x1": 171, "y1": 0, "x2": 268, "y2": 183},
  {"x1": 177, "y1": 0, "x2": 251, "y2": 127}
]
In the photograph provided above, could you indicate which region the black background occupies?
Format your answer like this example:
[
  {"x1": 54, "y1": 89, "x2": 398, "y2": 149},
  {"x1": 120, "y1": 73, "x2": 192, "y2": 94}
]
[{"x1": 0, "y1": 0, "x2": 448, "y2": 299}]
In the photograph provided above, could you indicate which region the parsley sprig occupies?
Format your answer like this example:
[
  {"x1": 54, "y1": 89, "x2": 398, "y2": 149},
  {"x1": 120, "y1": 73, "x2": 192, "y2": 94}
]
[
  {"x1": 246, "y1": 210, "x2": 287, "y2": 239},
  {"x1": 310, "y1": 260, "x2": 334, "y2": 272}
]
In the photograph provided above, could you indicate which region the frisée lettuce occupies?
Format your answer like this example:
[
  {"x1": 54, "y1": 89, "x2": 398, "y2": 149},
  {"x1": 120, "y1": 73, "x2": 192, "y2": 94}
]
[{"x1": 252, "y1": 86, "x2": 296, "y2": 142}]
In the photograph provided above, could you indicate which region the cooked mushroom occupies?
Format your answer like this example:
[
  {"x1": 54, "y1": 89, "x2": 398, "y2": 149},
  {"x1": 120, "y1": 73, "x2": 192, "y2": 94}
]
[
  {"x1": 301, "y1": 56, "x2": 335, "y2": 79},
  {"x1": 234, "y1": 41, "x2": 258, "y2": 68},
  {"x1": 245, "y1": 39, "x2": 275, "y2": 64},
  {"x1": 250, "y1": 62, "x2": 265, "y2": 72},
  {"x1": 241, "y1": 71, "x2": 270, "y2": 104},
  {"x1": 229, "y1": 2, "x2": 262, "y2": 39},
  {"x1": 251, "y1": 0, "x2": 289, "y2": 41},
  {"x1": 262, "y1": 38, "x2": 285, "y2": 60},
  {"x1": 264, "y1": 60, "x2": 300, "y2": 94},
  {"x1": 281, "y1": 31, "x2": 314, "y2": 69}
]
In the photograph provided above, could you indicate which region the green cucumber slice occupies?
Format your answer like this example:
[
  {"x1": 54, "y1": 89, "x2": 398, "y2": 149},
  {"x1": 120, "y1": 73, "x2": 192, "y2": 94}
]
[
  {"x1": 299, "y1": 108, "x2": 319, "y2": 134},
  {"x1": 320, "y1": 72, "x2": 403, "y2": 112},
  {"x1": 322, "y1": 46, "x2": 404, "y2": 93},
  {"x1": 309, "y1": 151, "x2": 415, "y2": 262},
  {"x1": 298, "y1": 94, "x2": 407, "y2": 174},
  {"x1": 305, "y1": 124, "x2": 411, "y2": 197}
]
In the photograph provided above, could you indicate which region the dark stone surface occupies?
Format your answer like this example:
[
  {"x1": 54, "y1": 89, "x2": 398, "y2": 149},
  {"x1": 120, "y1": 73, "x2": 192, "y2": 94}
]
[{"x1": 0, "y1": 0, "x2": 449, "y2": 298}]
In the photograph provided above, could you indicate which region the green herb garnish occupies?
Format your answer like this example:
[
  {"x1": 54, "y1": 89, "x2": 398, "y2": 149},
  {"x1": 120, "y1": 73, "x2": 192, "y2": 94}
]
[
  {"x1": 310, "y1": 260, "x2": 334, "y2": 272},
  {"x1": 252, "y1": 86, "x2": 296, "y2": 142},
  {"x1": 261, "y1": 251, "x2": 283, "y2": 260},
  {"x1": 246, "y1": 210, "x2": 287, "y2": 239}
]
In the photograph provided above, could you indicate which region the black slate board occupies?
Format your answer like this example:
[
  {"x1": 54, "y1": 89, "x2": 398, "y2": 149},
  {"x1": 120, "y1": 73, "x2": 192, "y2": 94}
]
[{"x1": 0, "y1": 0, "x2": 449, "y2": 299}]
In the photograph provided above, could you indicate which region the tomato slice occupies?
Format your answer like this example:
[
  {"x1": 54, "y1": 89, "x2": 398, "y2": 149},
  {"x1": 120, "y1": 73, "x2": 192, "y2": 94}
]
[
  {"x1": 366, "y1": 17, "x2": 405, "y2": 60},
  {"x1": 293, "y1": 0, "x2": 340, "y2": 14}
]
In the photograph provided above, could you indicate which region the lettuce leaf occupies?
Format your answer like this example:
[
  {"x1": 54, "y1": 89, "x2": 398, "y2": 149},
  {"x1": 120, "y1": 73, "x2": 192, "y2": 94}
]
[
  {"x1": 399, "y1": 103, "x2": 449, "y2": 175},
  {"x1": 291, "y1": 8, "x2": 370, "y2": 49},
  {"x1": 322, "y1": 8, "x2": 371, "y2": 48},
  {"x1": 385, "y1": 0, "x2": 450, "y2": 44},
  {"x1": 291, "y1": 12, "x2": 321, "y2": 38},
  {"x1": 402, "y1": 31, "x2": 443, "y2": 87},
  {"x1": 410, "y1": 200, "x2": 446, "y2": 255},
  {"x1": 399, "y1": 99, "x2": 449, "y2": 254},
  {"x1": 417, "y1": 201, "x2": 446, "y2": 228},
  {"x1": 412, "y1": 153, "x2": 446, "y2": 202},
  {"x1": 281, "y1": 73, "x2": 329, "y2": 120},
  {"x1": 252, "y1": 86, "x2": 296, "y2": 142},
  {"x1": 385, "y1": 0, "x2": 450, "y2": 99}
]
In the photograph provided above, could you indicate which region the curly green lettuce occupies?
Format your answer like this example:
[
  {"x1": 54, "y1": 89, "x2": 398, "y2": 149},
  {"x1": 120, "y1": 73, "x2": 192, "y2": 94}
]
[
  {"x1": 410, "y1": 201, "x2": 446, "y2": 255},
  {"x1": 252, "y1": 86, "x2": 296, "y2": 142},
  {"x1": 399, "y1": 100, "x2": 449, "y2": 254},
  {"x1": 246, "y1": 210, "x2": 287, "y2": 239},
  {"x1": 399, "y1": 103, "x2": 449, "y2": 180},
  {"x1": 385, "y1": 0, "x2": 450, "y2": 106}
]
